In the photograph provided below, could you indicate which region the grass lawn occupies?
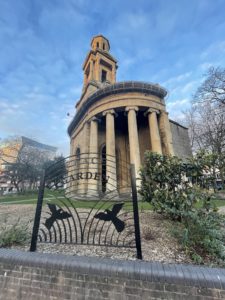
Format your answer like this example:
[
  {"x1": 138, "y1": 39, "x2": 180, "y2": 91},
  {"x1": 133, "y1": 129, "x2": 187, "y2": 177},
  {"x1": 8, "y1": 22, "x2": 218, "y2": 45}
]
[
  {"x1": 1, "y1": 190, "x2": 225, "y2": 211},
  {"x1": 0, "y1": 190, "x2": 152, "y2": 210},
  {"x1": 0, "y1": 189, "x2": 61, "y2": 203},
  {"x1": 195, "y1": 199, "x2": 225, "y2": 208},
  {"x1": 0, "y1": 192, "x2": 38, "y2": 202}
]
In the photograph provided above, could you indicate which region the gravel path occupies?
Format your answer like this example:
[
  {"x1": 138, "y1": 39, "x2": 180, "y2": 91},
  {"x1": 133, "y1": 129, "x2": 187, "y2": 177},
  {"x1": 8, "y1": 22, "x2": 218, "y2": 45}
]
[{"x1": 0, "y1": 204, "x2": 191, "y2": 264}]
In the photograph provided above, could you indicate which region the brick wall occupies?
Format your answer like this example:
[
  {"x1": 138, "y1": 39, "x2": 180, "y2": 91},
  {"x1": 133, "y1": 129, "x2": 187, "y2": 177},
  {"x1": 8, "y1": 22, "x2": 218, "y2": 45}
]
[{"x1": 0, "y1": 249, "x2": 225, "y2": 300}]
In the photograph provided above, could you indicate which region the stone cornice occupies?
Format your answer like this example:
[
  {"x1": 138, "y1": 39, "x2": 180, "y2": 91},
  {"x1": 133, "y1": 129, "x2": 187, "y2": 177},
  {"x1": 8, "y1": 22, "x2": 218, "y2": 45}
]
[
  {"x1": 83, "y1": 49, "x2": 117, "y2": 70},
  {"x1": 76, "y1": 80, "x2": 100, "y2": 108},
  {"x1": 68, "y1": 81, "x2": 167, "y2": 136}
]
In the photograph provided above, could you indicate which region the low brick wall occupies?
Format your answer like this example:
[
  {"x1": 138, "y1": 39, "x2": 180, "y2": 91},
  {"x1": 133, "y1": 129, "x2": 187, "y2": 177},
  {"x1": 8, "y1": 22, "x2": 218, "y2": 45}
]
[{"x1": 0, "y1": 249, "x2": 225, "y2": 300}]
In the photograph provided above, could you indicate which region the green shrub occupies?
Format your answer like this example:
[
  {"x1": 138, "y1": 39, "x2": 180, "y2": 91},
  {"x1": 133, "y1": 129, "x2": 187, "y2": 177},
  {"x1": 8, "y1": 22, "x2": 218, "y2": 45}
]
[
  {"x1": 139, "y1": 151, "x2": 225, "y2": 265},
  {"x1": 174, "y1": 209, "x2": 225, "y2": 264},
  {"x1": 0, "y1": 219, "x2": 30, "y2": 248},
  {"x1": 139, "y1": 152, "x2": 198, "y2": 220}
]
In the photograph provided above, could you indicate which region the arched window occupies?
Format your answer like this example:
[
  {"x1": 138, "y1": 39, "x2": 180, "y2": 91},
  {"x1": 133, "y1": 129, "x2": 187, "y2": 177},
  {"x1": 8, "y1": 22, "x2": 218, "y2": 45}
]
[
  {"x1": 101, "y1": 70, "x2": 107, "y2": 82},
  {"x1": 101, "y1": 145, "x2": 106, "y2": 193},
  {"x1": 116, "y1": 148, "x2": 120, "y2": 189},
  {"x1": 75, "y1": 147, "x2": 81, "y2": 171},
  {"x1": 97, "y1": 42, "x2": 99, "y2": 48},
  {"x1": 103, "y1": 43, "x2": 105, "y2": 50},
  {"x1": 75, "y1": 147, "x2": 80, "y2": 159}
]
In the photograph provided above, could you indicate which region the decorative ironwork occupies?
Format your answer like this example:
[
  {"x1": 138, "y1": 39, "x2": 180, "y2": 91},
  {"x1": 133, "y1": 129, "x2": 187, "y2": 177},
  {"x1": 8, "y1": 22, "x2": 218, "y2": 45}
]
[
  {"x1": 44, "y1": 204, "x2": 72, "y2": 230},
  {"x1": 94, "y1": 203, "x2": 125, "y2": 233},
  {"x1": 30, "y1": 153, "x2": 142, "y2": 259}
]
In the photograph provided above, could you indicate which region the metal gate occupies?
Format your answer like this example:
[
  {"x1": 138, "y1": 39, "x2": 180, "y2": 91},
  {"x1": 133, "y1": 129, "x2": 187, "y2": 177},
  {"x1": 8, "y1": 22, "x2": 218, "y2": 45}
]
[{"x1": 30, "y1": 153, "x2": 142, "y2": 259}]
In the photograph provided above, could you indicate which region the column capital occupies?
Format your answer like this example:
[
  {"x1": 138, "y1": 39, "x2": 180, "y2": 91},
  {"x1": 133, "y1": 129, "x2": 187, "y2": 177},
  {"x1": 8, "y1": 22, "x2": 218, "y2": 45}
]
[
  {"x1": 161, "y1": 111, "x2": 169, "y2": 116},
  {"x1": 125, "y1": 106, "x2": 139, "y2": 113},
  {"x1": 88, "y1": 116, "x2": 101, "y2": 123},
  {"x1": 102, "y1": 109, "x2": 117, "y2": 117},
  {"x1": 144, "y1": 108, "x2": 160, "y2": 117}
]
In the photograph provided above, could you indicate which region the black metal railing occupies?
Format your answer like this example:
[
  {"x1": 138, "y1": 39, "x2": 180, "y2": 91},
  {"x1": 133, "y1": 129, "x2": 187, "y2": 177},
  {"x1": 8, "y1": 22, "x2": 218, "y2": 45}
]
[{"x1": 30, "y1": 153, "x2": 142, "y2": 259}]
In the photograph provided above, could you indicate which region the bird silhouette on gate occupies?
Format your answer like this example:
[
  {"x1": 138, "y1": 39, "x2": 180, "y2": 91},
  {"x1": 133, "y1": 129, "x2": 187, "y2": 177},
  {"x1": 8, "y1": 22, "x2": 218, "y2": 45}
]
[
  {"x1": 45, "y1": 204, "x2": 72, "y2": 230},
  {"x1": 94, "y1": 203, "x2": 125, "y2": 232}
]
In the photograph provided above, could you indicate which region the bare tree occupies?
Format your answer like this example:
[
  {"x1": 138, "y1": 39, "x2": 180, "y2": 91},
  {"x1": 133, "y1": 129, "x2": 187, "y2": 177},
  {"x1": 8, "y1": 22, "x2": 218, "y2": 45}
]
[
  {"x1": 193, "y1": 67, "x2": 225, "y2": 106},
  {"x1": 183, "y1": 105, "x2": 201, "y2": 152},
  {"x1": 185, "y1": 68, "x2": 225, "y2": 188}
]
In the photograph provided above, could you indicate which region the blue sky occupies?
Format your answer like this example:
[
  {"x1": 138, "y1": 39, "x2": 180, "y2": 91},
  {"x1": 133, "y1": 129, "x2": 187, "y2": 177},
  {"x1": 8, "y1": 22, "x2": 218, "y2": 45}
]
[{"x1": 0, "y1": 0, "x2": 225, "y2": 155}]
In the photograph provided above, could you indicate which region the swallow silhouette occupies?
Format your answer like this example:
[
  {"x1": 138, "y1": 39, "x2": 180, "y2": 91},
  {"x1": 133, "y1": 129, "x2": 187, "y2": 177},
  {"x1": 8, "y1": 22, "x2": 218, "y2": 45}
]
[
  {"x1": 45, "y1": 204, "x2": 72, "y2": 230},
  {"x1": 94, "y1": 203, "x2": 125, "y2": 232}
]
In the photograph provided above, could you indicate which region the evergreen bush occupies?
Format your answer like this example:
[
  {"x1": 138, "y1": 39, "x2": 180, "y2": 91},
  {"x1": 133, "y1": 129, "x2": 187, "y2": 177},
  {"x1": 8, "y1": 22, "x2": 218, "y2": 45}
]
[
  {"x1": 139, "y1": 151, "x2": 225, "y2": 264},
  {"x1": 0, "y1": 218, "x2": 30, "y2": 248}
]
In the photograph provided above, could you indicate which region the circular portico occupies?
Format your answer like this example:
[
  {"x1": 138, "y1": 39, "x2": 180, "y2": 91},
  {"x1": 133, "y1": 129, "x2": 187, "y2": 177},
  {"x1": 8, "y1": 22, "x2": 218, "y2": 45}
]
[{"x1": 68, "y1": 81, "x2": 173, "y2": 196}]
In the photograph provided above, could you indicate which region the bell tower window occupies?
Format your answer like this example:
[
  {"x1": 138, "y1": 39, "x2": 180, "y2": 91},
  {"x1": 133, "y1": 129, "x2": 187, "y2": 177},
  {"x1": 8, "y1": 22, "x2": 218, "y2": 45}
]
[{"x1": 101, "y1": 70, "x2": 107, "y2": 82}]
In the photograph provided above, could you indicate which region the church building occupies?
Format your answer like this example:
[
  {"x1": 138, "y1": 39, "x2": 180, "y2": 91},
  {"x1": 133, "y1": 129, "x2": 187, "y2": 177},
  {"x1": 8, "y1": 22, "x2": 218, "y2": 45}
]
[{"x1": 68, "y1": 35, "x2": 191, "y2": 196}]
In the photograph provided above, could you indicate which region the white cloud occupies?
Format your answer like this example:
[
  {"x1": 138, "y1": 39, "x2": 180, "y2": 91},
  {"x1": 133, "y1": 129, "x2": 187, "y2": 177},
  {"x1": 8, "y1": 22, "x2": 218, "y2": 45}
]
[
  {"x1": 181, "y1": 80, "x2": 199, "y2": 94},
  {"x1": 0, "y1": 99, "x2": 23, "y2": 115},
  {"x1": 0, "y1": 0, "x2": 225, "y2": 155},
  {"x1": 112, "y1": 12, "x2": 149, "y2": 34},
  {"x1": 170, "y1": 112, "x2": 186, "y2": 124},
  {"x1": 167, "y1": 98, "x2": 190, "y2": 109},
  {"x1": 200, "y1": 62, "x2": 213, "y2": 71},
  {"x1": 162, "y1": 72, "x2": 192, "y2": 87},
  {"x1": 200, "y1": 40, "x2": 225, "y2": 60},
  {"x1": 125, "y1": 13, "x2": 148, "y2": 30}
]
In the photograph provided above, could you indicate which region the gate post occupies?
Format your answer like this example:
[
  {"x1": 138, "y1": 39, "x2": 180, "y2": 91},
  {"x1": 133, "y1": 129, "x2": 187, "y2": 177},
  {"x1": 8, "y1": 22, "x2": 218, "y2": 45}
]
[
  {"x1": 30, "y1": 171, "x2": 46, "y2": 252},
  {"x1": 130, "y1": 164, "x2": 142, "y2": 260}
]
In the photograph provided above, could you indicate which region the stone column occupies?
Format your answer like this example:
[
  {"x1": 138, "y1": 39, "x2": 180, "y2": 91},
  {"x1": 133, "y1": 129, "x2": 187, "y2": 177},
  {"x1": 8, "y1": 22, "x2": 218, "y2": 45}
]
[
  {"x1": 89, "y1": 117, "x2": 98, "y2": 154},
  {"x1": 112, "y1": 65, "x2": 116, "y2": 82},
  {"x1": 77, "y1": 122, "x2": 89, "y2": 195},
  {"x1": 103, "y1": 109, "x2": 117, "y2": 193},
  {"x1": 125, "y1": 106, "x2": 141, "y2": 181},
  {"x1": 87, "y1": 117, "x2": 99, "y2": 196},
  {"x1": 96, "y1": 59, "x2": 100, "y2": 81},
  {"x1": 90, "y1": 60, "x2": 93, "y2": 80},
  {"x1": 68, "y1": 137, "x2": 75, "y2": 194},
  {"x1": 145, "y1": 108, "x2": 162, "y2": 154},
  {"x1": 70, "y1": 138, "x2": 74, "y2": 156},
  {"x1": 159, "y1": 111, "x2": 174, "y2": 156}
]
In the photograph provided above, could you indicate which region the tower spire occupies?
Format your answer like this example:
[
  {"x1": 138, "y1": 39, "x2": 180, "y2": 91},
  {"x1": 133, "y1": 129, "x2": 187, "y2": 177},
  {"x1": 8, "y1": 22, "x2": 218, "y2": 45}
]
[{"x1": 82, "y1": 35, "x2": 117, "y2": 89}]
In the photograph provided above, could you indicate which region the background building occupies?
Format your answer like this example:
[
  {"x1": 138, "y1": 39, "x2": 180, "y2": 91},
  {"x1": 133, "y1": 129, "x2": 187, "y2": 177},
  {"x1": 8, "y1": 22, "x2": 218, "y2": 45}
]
[
  {"x1": 0, "y1": 136, "x2": 57, "y2": 194},
  {"x1": 68, "y1": 35, "x2": 192, "y2": 196}
]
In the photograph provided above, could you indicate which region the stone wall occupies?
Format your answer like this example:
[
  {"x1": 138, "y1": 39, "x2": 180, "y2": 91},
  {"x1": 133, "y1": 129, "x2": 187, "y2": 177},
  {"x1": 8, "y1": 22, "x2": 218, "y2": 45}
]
[
  {"x1": 170, "y1": 120, "x2": 192, "y2": 159},
  {"x1": 1, "y1": 249, "x2": 225, "y2": 300}
]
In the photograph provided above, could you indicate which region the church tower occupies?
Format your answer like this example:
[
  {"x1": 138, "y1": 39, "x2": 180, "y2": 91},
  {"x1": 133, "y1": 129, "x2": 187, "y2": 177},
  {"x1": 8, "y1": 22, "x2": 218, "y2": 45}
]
[
  {"x1": 76, "y1": 35, "x2": 118, "y2": 110},
  {"x1": 68, "y1": 35, "x2": 191, "y2": 197}
]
